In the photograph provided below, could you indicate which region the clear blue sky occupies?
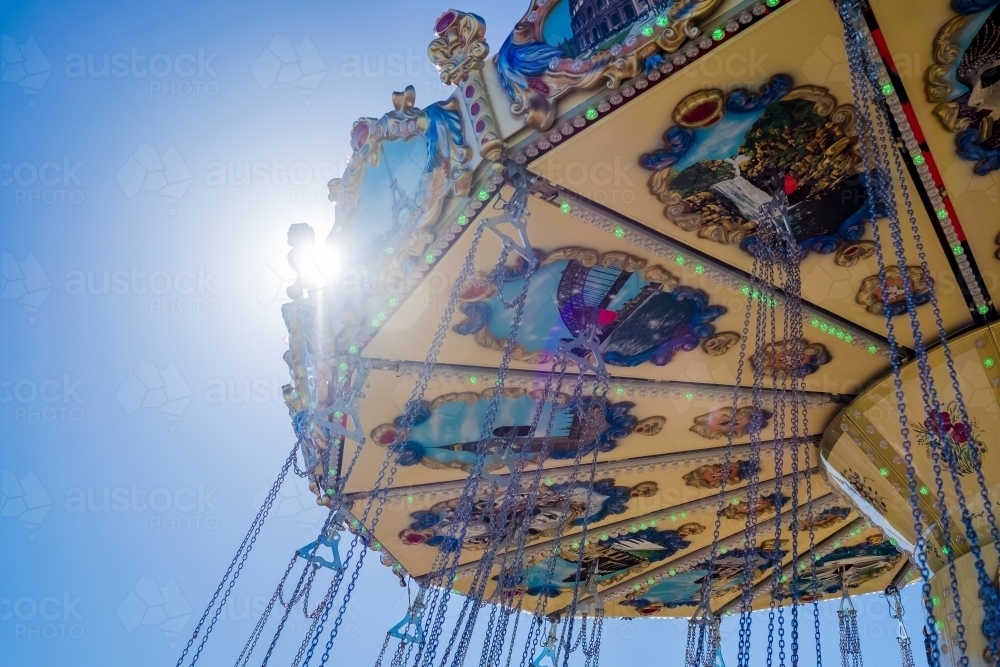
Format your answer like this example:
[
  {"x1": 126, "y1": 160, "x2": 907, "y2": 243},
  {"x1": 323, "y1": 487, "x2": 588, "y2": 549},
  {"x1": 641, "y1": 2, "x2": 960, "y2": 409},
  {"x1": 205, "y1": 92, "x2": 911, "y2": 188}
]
[{"x1": 0, "y1": 0, "x2": 931, "y2": 664}]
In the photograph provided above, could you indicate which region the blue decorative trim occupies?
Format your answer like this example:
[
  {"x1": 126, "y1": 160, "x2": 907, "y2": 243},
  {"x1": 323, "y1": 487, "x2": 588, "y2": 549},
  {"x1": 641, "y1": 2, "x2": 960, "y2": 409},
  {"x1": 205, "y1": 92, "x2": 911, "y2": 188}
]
[
  {"x1": 725, "y1": 74, "x2": 792, "y2": 112},
  {"x1": 639, "y1": 126, "x2": 696, "y2": 171}
]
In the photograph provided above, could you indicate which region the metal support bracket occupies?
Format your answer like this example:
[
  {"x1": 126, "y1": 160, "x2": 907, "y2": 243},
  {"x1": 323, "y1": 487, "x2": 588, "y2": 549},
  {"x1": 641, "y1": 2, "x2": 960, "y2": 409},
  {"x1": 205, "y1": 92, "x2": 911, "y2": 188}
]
[
  {"x1": 388, "y1": 591, "x2": 426, "y2": 644},
  {"x1": 482, "y1": 165, "x2": 534, "y2": 262},
  {"x1": 557, "y1": 325, "x2": 608, "y2": 379},
  {"x1": 314, "y1": 402, "x2": 365, "y2": 444},
  {"x1": 297, "y1": 509, "x2": 347, "y2": 571},
  {"x1": 532, "y1": 622, "x2": 558, "y2": 667}
]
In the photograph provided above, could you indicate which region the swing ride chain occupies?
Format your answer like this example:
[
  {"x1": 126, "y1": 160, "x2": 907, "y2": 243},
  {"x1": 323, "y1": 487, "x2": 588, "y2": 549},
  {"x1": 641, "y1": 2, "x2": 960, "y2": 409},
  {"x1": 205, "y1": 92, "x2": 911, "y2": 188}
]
[
  {"x1": 558, "y1": 376, "x2": 611, "y2": 667},
  {"x1": 233, "y1": 550, "x2": 298, "y2": 667},
  {"x1": 861, "y1": 0, "x2": 1000, "y2": 564},
  {"x1": 841, "y1": 8, "x2": 956, "y2": 664},
  {"x1": 257, "y1": 509, "x2": 341, "y2": 666},
  {"x1": 299, "y1": 219, "x2": 493, "y2": 667},
  {"x1": 856, "y1": 14, "x2": 1000, "y2": 560},
  {"x1": 474, "y1": 359, "x2": 572, "y2": 667},
  {"x1": 176, "y1": 446, "x2": 296, "y2": 667},
  {"x1": 784, "y1": 235, "x2": 808, "y2": 667},
  {"x1": 511, "y1": 371, "x2": 592, "y2": 667},
  {"x1": 858, "y1": 20, "x2": 1000, "y2": 658},
  {"x1": 415, "y1": 252, "x2": 543, "y2": 667},
  {"x1": 442, "y1": 355, "x2": 569, "y2": 667},
  {"x1": 726, "y1": 240, "x2": 762, "y2": 667},
  {"x1": 842, "y1": 18, "x2": 945, "y2": 663},
  {"x1": 847, "y1": 12, "x2": 995, "y2": 663},
  {"x1": 418, "y1": 359, "x2": 566, "y2": 660}
]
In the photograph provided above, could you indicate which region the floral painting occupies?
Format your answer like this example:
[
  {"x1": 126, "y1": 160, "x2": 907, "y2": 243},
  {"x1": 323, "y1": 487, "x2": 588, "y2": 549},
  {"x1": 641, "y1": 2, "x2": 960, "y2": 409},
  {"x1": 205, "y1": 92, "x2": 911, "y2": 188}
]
[{"x1": 913, "y1": 401, "x2": 988, "y2": 476}]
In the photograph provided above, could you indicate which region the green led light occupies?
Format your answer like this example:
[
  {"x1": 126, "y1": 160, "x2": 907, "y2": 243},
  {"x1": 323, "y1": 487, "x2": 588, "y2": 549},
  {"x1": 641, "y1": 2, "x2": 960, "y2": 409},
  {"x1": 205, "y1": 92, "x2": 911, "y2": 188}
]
[
  {"x1": 469, "y1": 375, "x2": 478, "y2": 384},
  {"x1": 616, "y1": 386, "x2": 624, "y2": 395},
  {"x1": 424, "y1": 254, "x2": 435, "y2": 264},
  {"x1": 571, "y1": 541, "x2": 579, "y2": 549},
  {"x1": 868, "y1": 344, "x2": 878, "y2": 354},
  {"x1": 477, "y1": 190, "x2": 489, "y2": 201},
  {"x1": 836, "y1": 330, "x2": 845, "y2": 339},
  {"x1": 457, "y1": 213, "x2": 469, "y2": 225},
  {"x1": 669, "y1": 568, "x2": 677, "y2": 576},
  {"x1": 799, "y1": 562, "x2": 807, "y2": 570},
  {"x1": 670, "y1": 514, "x2": 677, "y2": 522},
  {"x1": 630, "y1": 525, "x2": 638, "y2": 533},
  {"x1": 585, "y1": 108, "x2": 598, "y2": 121},
  {"x1": 650, "y1": 519, "x2": 657, "y2": 527},
  {"x1": 732, "y1": 497, "x2": 740, "y2": 505},
  {"x1": 640, "y1": 523, "x2": 648, "y2": 530},
  {"x1": 920, "y1": 485, "x2": 929, "y2": 495},
  {"x1": 979, "y1": 304, "x2": 990, "y2": 314},
  {"x1": 880, "y1": 467, "x2": 889, "y2": 477},
  {"x1": 656, "y1": 15, "x2": 669, "y2": 26},
  {"x1": 720, "y1": 546, "x2": 728, "y2": 554},
  {"x1": 338, "y1": 362, "x2": 348, "y2": 371},
  {"x1": 935, "y1": 619, "x2": 944, "y2": 630},
  {"x1": 942, "y1": 545, "x2": 951, "y2": 555},
  {"x1": 780, "y1": 575, "x2": 788, "y2": 583},
  {"x1": 810, "y1": 318, "x2": 819, "y2": 327},
  {"x1": 348, "y1": 345, "x2": 358, "y2": 354},
  {"x1": 680, "y1": 512, "x2": 687, "y2": 518},
  {"x1": 328, "y1": 468, "x2": 337, "y2": 476},
  {"x1": 647, "y1": 577, "x2": 655, "y2": 585},
  {"x1": 406, "y1": 494, "x2": 414, "y2": 504},
  {"x1": 685, "y1": 392, "x2": 693, "y2": 401},
  {"x1": 937, "y1": 208, "x2": 948, "y2": 219},
  {"x1": 694, "y1": 264, "x2": 705, "y2": 274},
  {"x1": 641, "y1": 24, "x2": 654, "y2": 37},
  {"x1": 634, "y1": 584, "x2": 642, "y2": 590},
  {"x1": 675, "y1": 256, "x2": 686, "y2": 266},
  {"x1": 881, "y1": 82, "x2": 894, "y2": 95},
  {"x1": 891, "y1": 537, "x2": 898, "y2": 546},
  {"x1": 334, "y1": 411, "x2": 343, "y2": 419},
  {"x1": 385, "y1": 246, "x2": 394, "y2": 254},
  {"x1": 389, "y1": 298, "x2": 398, "y2": 307},
  {"x1": 766, "y1": 0, "x2": 780, "y2": 6},
  {"x1": 712, "y1": 28, "x2": 725, "y2": 41},
  {"x1": 544, "y1": 477, "x2": 553, "y2": 486},
  {"x1": 614, "y1": 227, "x2": 625, "y2": 238},
  {"x1": 326, "y1": 487, "x2": 334, "y2": 495},
  {"x1": 913, "y1": 154, "x2": 926, "y2": 165},
  {"x1": 834, "y1": 541, "x2": 841, "y2": 548},
  {"x1": 932, "y1": 596, "x2": 940, "y2": 607},
  {"x1": 984, "y1": 358, "x2": 995, "y2": 368},
  {"x1": 953, "y1": 245, "x2": 964, "y2": 256},
  {"x1": 560, "y1": 202, "x2": 572, "y2": 213},
  {"x1": 601, "y1": 533, "x2": 609, "y2": 540},
  {"x1": 741, "y1": 285, "x2": 750, "y2": 295}
]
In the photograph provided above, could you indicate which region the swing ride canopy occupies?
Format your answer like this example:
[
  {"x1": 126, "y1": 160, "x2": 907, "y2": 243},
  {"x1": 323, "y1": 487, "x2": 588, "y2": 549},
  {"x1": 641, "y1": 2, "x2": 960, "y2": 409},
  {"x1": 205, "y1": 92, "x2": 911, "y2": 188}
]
[{"x1": 279, "y1": 0, "x2": 1000, "y2": 634}]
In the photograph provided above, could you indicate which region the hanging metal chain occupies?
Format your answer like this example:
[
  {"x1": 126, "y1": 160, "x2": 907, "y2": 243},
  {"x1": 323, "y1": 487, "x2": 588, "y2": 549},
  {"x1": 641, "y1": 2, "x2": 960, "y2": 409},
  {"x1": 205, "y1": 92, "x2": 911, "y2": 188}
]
[{"x1": 175, "y1": 445, "x2": 297, "y2": 667}]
